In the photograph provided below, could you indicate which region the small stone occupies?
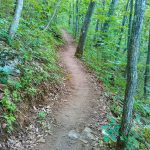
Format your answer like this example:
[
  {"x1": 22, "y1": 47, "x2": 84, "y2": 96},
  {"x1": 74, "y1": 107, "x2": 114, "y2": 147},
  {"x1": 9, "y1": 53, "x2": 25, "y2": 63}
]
[
  {"x1": 92, "y1": 147, "x2": 101, "y2": 150},
  {"x1": 80, "y1": 127, "x2": 96, "y2": 142},
  {"x1": 35, "y1": 128, "x2": 39, "y2": 132},
  {"x1": 80, "y1": 138, "x2": 88, "y2": 144},
  {"x1": 2, "y1": 123, "x2": 7, "y2": 129},
  {"x1": 28, "y1": 134, "x2": 35, "y2": 140},
  {"x1": 68, "y1": 130, "x2": 80, "y2": 140},
  {"x1": 15, "y1": 142, "x2": 22, "y2": 148},
  {"x1": 37, "y1": 137, "x2": 46, "y2": 143},
  {"x1": 8, "y1": 139, "x2": 16, "y2": 145},
  {"x1": 84, "y1": 127, "x2": 93, "y2": 133}
]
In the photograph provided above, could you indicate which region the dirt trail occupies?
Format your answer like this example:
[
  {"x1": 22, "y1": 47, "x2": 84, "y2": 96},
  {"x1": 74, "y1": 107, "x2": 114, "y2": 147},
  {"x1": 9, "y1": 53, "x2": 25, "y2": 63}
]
[{"x1": 37, "y1": 30, "x2": 106, "y2": 150}]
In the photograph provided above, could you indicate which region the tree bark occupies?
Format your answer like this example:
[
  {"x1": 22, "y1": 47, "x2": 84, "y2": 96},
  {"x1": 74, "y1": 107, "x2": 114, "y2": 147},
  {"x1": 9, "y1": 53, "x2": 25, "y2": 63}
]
[
  {"x1": 101, "y1": 0, "x2": 106, "y2": 29},
  {"x1": 126, "y1": 0, "x2": 134, "y2": 52},
  {"x1": 75, "y1": 0, "x2": 96, "y2": 58},
  {"x1": 144, "y1": 30, "x2": 150, "y2": 98},
  {"x1": 69, "y1": 2, "x2": 72, "y2": 26},
  {"x1": 93, "y1": 19, "x2": 100, "y2": 43},
  {"x1": 117, "y1": 0, "x2": 146, "y2": 149},
  {"x1": 73, "y1": 0, "x2": 75, "y2": 34},
  {"x1": 116, "y1": 0, "x2": 130, "y2": 51},
  {"x1": 102, "y1": 0, "x2": 118, "y2": 34},
  {"x1": 9, "y1": 0, "x2": 23, "y2": 39},
  {"x1": 44, "y1": 0, "x2": 62, "y2": 31},
  {"x1": 75, "y1": 0, "x2": 79, "y2": 38},
  {"x1": 123, "y1": 0, "x2": 134, "y2": 77}
]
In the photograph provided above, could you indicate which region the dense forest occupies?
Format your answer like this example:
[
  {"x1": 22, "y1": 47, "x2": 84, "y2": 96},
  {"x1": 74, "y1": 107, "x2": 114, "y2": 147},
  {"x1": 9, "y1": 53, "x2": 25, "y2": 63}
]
[{"x1": 0, "y1": 0, "x2": 150, "y2": 150}]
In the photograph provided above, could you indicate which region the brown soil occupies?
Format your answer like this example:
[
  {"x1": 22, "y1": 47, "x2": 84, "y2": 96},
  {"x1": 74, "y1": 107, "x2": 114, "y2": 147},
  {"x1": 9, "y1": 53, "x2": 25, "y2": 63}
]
[{"x1": 37, "y1": 30, "x2": 108, "y2": 150}]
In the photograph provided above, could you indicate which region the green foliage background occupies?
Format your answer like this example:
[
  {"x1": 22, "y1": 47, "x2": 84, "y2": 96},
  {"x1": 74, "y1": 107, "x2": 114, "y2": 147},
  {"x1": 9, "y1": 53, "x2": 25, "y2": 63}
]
[{"x1": 0, "y1": 0, "x2": 150, "y2": 149}]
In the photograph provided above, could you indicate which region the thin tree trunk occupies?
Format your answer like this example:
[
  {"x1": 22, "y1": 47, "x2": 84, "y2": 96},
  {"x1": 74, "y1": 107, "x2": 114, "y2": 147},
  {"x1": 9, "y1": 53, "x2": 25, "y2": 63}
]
[
  {"x1": 116, "y1": 0, "x2": 130, "y2": 51},
  {"x1": 101, "y1": 0, "x2": 106, "y2": 29},
  {"x1": 44, "y1": 0, "x2": 62, "y2": 31},
  {"x1": 73, "y1": 0, "x2": 75, "y2": 34},
  {"x1": 96, "y1": 0, "x2": 118, "y2": 47},
  {"x1": 124, "y1": 0, "x2": 134, "y2": 77},
  {"x1": 78, "y1": 0, "x2": 81, "y2": 34},
  {"x1": 126, "y1": 0, "x2": 134, "y2": 52},
  {"x1": 144, "y1": 30, "x2": 150, "y2": 98},
  {"x1": 9, "y1": 0, "x2": 23, "y2": 39},
  {"x1": 102, "y1": 0, "x2": 118, "y2": 34},
  {"x1": 75, "y1": 0, "x2": 79, "y2": 37},
  {"x1": 93, "y1": 19, "x2": 100, "y2": 43},
  {"x1": 69, "y1": 2, "x2": 72, "y2": 26},
  {"x1": 117, "y1": 0, "x2": 146, "y2": 149},
  {"x1": 75, "y1": 0, "x2": 96, "y2": 58},
  {"x1": 71, "y1": 2, "x2": 74, "y2": 28}
]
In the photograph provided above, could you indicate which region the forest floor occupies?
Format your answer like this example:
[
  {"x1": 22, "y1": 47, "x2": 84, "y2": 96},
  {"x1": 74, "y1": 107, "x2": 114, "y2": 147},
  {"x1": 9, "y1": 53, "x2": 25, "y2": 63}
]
[{"x1": 36, "y1": 30, "x2": 109, "y2": 150}]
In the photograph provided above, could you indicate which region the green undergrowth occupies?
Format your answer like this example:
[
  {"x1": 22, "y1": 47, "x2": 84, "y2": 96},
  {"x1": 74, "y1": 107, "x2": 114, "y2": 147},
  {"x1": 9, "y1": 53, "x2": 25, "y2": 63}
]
[
  {"x1": 0, "y1": 1, "x2": 64, "y2": 134},
  {"x1": 0, "y1": 30, "x2": 63, "y2": 133}
]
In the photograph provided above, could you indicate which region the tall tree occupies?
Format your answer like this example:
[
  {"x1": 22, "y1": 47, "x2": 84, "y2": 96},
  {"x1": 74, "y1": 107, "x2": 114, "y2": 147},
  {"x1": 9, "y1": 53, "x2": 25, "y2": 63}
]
[
  {"x1": 123, "y1": 0, "x2": 134, "y2": 77},
  {"x1": 116, "y1": 0, "x2": 130, "y2": 51},
  {"x1": 126, "y1": 0, "x2": 134, "y2": 52},
  {"x1": 102, "y1": 0, "x2": 118, "y2": 34},
  {"x1": 75, "y1": 0, "x2": 96, "y2": 58},
  {"x1": 93, "y1": 0, "x2": 105, "y2": 45},
  {"x1": 69, "y1": 2, "x2": 72, "y2": 26},
  {"x1": 75, "y1": 0, "x2": 79, "y2": 37},
  {"x1": 44, "y1": 0, "x2": 62, "y2": 31},
  {"x1": 144, "y1": 29, "x2": 150, "y2": 98},
  {"x1": 73, "y1": 0, "x2": 75, "y2": 34},
  {"x1": 117, "y1": 0, "x2": 146, "y2": 149},
  {"x1": 9, "y1": 0, "x2": 24, "y2": 39},
  {"x1": 93, "y1": 19, "x2": 100, "y2": 43}
]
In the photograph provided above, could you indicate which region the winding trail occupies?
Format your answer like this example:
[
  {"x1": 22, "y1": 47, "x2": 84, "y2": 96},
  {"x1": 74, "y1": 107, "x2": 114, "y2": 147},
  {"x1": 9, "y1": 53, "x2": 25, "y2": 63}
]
[{"x1": 37, "y1": 30, "x2": 106, "y2": 150}]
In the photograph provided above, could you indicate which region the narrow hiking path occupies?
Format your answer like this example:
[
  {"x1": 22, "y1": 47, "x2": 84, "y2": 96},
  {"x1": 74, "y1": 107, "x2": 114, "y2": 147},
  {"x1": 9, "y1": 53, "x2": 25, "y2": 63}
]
[{"x1": 37, "y1": 30, "x2": 108, "y2": 150}]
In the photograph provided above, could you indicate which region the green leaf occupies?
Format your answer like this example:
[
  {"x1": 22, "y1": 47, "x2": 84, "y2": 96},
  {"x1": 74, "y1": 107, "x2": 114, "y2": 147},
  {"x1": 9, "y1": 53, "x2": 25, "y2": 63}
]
[{"x1": 103, "y1": 136, "x2": 110, "y2": 143}]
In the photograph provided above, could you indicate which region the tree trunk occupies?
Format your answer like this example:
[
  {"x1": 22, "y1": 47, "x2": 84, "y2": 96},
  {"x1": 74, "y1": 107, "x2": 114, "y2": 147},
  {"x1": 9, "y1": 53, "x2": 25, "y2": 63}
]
[
  {"x1": 126, "y1": 0, "x2": 134, "y2": 52},
  {"x1": 75, "y1": 0, "x2": 79, "y2": 38},
  {"x1": 44, "y1": 0, "x2": 62, "y2": 31},
  {"x1": 73, "y1": 0, "x2": 75, "y2": 34},
  {"x1": 75, "y1": 0, "x2": 96, "y2": 58},
  {"x1": 117, "y1": 0, "x2": 146, "y2": 149},
  {"x1": 93, "y1": 19, "x2": 100, "y2": 43},
  {"x1": 9, "y1": 0, "x2": 23, "y2": 39},
  {"x1": 116, "y1": 0, "x2": 130, "y2": 51},
  {"x1": 144, "y1": 30, "x2": 150, "y2": 98},
  {"x1": 102, "y1": 0, "x2": 118, "y2": 34},
  {"x1": 69, "y1": 2, "x2": 72, "y2": 26},
  {"x1": 124, "y1": 0, "x2": 134, "y2": 78},
  {"x1": 101, "y1": 0, "x2": 106, "y2": 29}
]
